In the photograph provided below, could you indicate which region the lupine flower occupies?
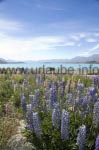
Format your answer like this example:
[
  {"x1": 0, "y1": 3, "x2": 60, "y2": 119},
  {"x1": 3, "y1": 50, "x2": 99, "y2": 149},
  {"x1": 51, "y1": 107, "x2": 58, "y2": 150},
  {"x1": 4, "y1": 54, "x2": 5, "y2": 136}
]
[
  {"x1": 95, "y1": 135, "x2": 99, "y2": 150},
  {"x1": 33, "y1": 112, "x2": 42, "y2": 137},
  {"x1": 20, "y1": 95, "x2": 26, "y2": 112},
  {"x1": 49, "y1": 88, "x2": 54, "y2": 110},
  {"x1": 66, "y1": 93, "x2": 72, "y2": 103},
  {"x1": 29, "y1": 94, "x2": 34, "y2": 104},
  {"x1": 49, "y1": 88, "x2": 58, "y2": 110},
  {"x1": 82, "y1": 97, "x2": 88, "y2": 111},
  {"x1": 61, "y1": 81, "x2": 66, "y2": 97},
  {"x1": 35, "y1": 89, "x2": 40, "y2": 105},
  {"x1": 54, "y1": 81, "x2": 58, "y2": 91},
  {"x1": 77, "y1": 83, "x2": 84, "y2": 91},
  {"x1": 93, "y1": 77, "x2": 98, "y2": 85},
  {"x1": 52, "y1": 103, "x2": 61, "y2": 128},
  {"x1": 93, "y1": 101, "x2": 99, "y2": 125},
  {"x1": 26, "y1": 104, "x2": 33, "y2": 130},
  {"x1": 53, "y1": 88, "x2": 57, "y2": 102},
  {"x1": 61, "y1": 110, "x2": 70, "y2": 140},
  {"x1": 87, "y1": 87, "x2": 96, "y2": 96},
  {"x1": 77, "y1": 125, "x2": 86, "y2": 150}
]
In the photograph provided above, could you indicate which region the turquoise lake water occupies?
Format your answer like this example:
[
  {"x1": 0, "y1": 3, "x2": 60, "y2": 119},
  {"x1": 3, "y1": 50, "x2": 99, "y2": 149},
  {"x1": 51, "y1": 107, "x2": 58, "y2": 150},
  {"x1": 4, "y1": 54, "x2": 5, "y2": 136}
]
[{"x1": 0, "y1": 62, "x2": 99, "y2": 69}]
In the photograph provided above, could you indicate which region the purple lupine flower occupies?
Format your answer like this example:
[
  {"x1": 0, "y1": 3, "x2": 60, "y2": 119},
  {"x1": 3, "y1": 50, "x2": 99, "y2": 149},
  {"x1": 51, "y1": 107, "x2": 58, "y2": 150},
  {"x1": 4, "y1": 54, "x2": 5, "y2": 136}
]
[
  {"x1": 52, "y1": 103, "x2": 61, "y2": 128},
  {"x1": 77, "y1": 83, "x2": 84, "y2": 91},
  {"x1": 26, "y1": 104, "x2": 33, "y2": 130},
  {"x1": 33, "y1": 112, "x2": 42, "y2": 138},
  {"x1": 20, "y1": 95, "x2": 26, "y2": 112},
  {"x1": 87, "y1": 87, "x2": 97, "y2": 102},
  {"x1": 66, "y1": 93, "x2": 73, "y2": 103},
  {"x1": 49, "y1": 87, "x2": 57, "y2": 109},
  {"x1": 49, "y1": 88, "x2": 54, "y2": 110},
  {"x1": 29, "y1": 94, "x2": 34, "y2": 104},
  {"x1": 61, "y1": 81, "x2": 66, "y2": 97},
  {"x1": 87, "y1": 87, "x2": 96, "y2": 97},
  {"x1": 35, "y1": 89, "x2": 40, "y2": 105},
  {"x1": 54, "y1": 81, "x2": 58, "y2": 91},
  {"x1": 53, "y1": 88, "x2": 57, "y2": 103},
  {"x1": 95, "y1": 135, "x2": 99, "y2": 150},
  {"x1": 82, "y1": 97, "x2": 88, "y2": 111},
  {"x1": 93, "y1": 101, "x2": 99, "y2": 125},
  {"x1": 93, "y1": 77, "x2": 99, "y2": 85},
  {"x1": 61, "y1": 110, "x2": 70, "y2": 140},
  {"x1": 77, "y1": 125, "x2": 86, "y2": 150},
  {"x1": 74, "y1": 98, "x2": 79, "y2": 110}
]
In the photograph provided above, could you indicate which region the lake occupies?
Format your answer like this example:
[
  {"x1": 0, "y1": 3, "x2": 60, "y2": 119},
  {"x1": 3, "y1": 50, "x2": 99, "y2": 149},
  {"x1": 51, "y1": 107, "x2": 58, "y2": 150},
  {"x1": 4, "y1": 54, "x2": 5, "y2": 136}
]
[{"x1": 0, "y1": 62, "x2": 99, "y2": 69}]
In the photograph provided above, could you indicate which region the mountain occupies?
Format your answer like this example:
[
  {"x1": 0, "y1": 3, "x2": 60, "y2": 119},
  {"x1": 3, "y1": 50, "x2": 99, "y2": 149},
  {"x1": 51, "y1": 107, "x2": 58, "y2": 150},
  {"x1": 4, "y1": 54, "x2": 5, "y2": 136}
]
[
  {"x1": 0, "y1": 54, "x2": 99, "y2": 64},
  {"x1": 0, "y1": 58, "x2": 24, "y2": 64},
  {"x1": 38, "y1": 54, "x2": 99, "y2": 63},
  {"x1": 0, "y1": 58, "x2": 7, "y2": 63},
  {"x1": 69, "y1": 54, "x2": 99, "y2": 63}
]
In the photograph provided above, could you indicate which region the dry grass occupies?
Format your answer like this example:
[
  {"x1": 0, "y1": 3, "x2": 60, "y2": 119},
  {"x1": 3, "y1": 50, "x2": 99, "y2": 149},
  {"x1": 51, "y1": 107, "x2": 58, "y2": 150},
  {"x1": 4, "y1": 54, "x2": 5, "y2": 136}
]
[{"x1": 0, "y1": 115, "x2": 19, "y2": 150}]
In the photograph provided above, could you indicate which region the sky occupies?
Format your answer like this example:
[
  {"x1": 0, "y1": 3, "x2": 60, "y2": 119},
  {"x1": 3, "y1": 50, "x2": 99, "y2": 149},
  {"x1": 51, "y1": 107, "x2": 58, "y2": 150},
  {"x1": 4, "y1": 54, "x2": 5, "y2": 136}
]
[{"x1": 0, "y1": 0, "x2": 99, "y2": 61}]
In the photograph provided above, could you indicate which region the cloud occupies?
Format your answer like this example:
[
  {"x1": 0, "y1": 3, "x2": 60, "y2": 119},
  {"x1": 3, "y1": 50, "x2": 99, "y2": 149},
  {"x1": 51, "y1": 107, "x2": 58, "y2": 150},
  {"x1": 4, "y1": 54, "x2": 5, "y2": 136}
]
[
  {"x1": 71, "y1": 33, "x2": 86, "y2": 41},
  {"x1": 0, "y1": 34, "x2": 65, "y2": 60},
  {"x1": 65, "y1": 42, "x2": 75, "y2": 46},
  {"x1": 90, "y1": 43, "x2": 99, "y2": 51},
  {"x1": 86, "y1": 38, "x2": 97, "y2": 42},
  {"x1": 71, "y1": 35, "x2": 80, "y2": 41},
  {"x1": 80, "y1": 52, "x2": 90, "y2": 56},
  {"x1": 0, "y1": 19, "x2": 22, "y2": 31}
]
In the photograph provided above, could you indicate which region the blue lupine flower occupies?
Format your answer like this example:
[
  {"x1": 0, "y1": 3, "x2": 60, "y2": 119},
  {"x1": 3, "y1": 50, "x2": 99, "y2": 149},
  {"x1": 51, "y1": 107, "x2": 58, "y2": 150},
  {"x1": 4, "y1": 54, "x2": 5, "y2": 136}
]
[
  {"x1": 82, "y1": 97, "x2": 88, "y2": 111},
  {"x1": 95, "y1": 135, "x2": 99, "y2": 150},
  {"x1": 49, "y1": 88, "x2": 54, "y2": 110},
  {"x1": 93, "y1": 77, "x2": 99, "y2": 85},
  {"x1": 20, "y1": 95, "x2": 26, "y2": 112},
  {"x1": 77, "y1": 83, "x2": 84, "y2": 91},
  {"x1": 26, "y1": 104, "x2": 33, "y2": 130},
  {"x1": 52, "y1": 103, "x2": 61, "y2": 128},
  {"x1": 87, "y1": 87, "x2": 96, "y2": 96},
  {"x1": 61, "y1": 110, "x2": 70, "y2": 140},
  {"x1": 61, "y1": 81, "x2": 66, "y2": 97},
  {"x1": 29, "y1": 94, "x2": 34, "y2": 104},
  {"x1": 33, "y1": 112, "x2": 42, "y2": 137},
  {"x1": 53, "y1": 88, "x2": 57, "y2": 102},
  {"x1": 77, "y1": 125, "x2": 86, "y2": 150},
  {"x1": 93, "y1": 101, "x2": 99, "y2": 125},
  {"x1": 49, "y1": 88, "x2": 58, "y2": 110},
  {"x1": 54, "y1": 81, "x2": 58, "y2": 91}
]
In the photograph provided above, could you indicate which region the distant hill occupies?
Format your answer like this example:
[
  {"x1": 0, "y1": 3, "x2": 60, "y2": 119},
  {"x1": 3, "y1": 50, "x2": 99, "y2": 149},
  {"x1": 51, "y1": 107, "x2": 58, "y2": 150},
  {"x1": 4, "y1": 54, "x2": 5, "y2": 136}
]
[
  {"x1": 0, "y1": 54, "x2": 99, "y2": 64},
  {"x1": 0, "y1": 58, "x2": 24, "y2": 64},
  {"x1": 0, "y1": 58, "x2": 7, "y2": 64},
  {"x1": 38, "y1": 54, "x2": 99, "y2": 63}
]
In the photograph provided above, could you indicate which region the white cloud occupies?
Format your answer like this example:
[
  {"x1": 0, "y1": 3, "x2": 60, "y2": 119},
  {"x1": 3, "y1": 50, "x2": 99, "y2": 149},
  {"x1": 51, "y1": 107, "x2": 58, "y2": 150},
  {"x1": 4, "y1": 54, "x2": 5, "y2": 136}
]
[
  {"x1": 86, "y1": 38, "x2": 96, "y2": 43},
  {"x1": 71, "y1": 35, "x2": 80, "y2": 41},
  {"x1": 79, "y1": 52, "x2": 90, "y2": 56},
  {"x1": 0, "y1": 19, "x2": 22, "y2": 31},
  {"x1": 65, "y1": 42, "x2": 75, "y2": 46},
  {"x1": 0, "y1": 34, "x2": 65, "y2": 60},
  {"x1": 90, "y1": 44, "x2": 99, "y2": 51},
  {"x1": 71, "y1": 33, "x2": 86, "y2": 41}
]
